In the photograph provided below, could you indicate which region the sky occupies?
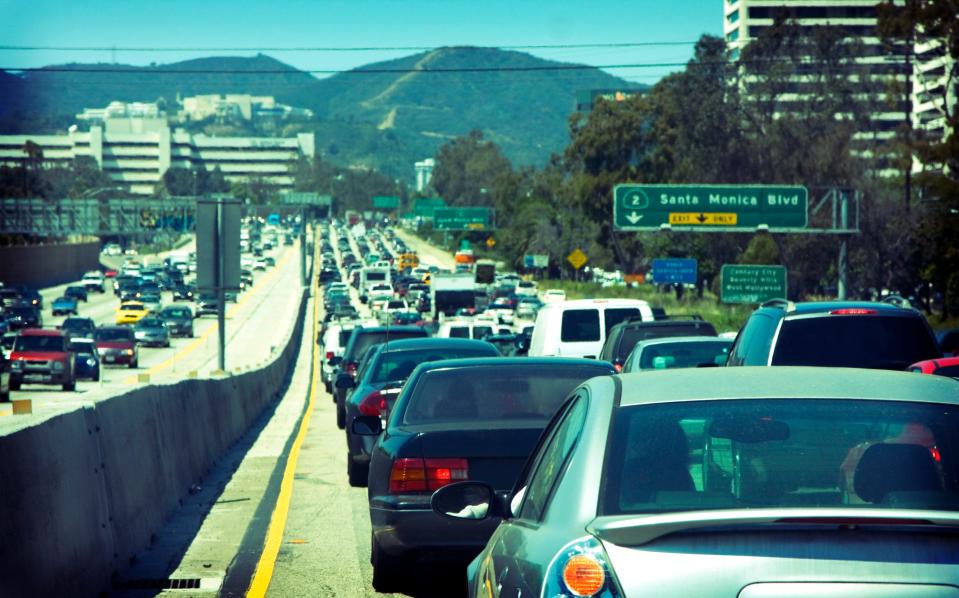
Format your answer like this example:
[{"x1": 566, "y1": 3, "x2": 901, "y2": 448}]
[{"x1": 0, "y1": 0, "x2": 722, "y2": 85}]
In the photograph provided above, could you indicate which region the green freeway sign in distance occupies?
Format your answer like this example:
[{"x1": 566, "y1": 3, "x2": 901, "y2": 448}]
[
  {"x1": 373, "y1": 196, "x2": 400, "y2": 210},
  {"x1": 720, "y1": 264, "x2": 788, "y2": 304},
  {"x1": 433, "y1": 207, "x2": 491, "y2": 230},
  {"x1": 412, "y1": 197, "x2": 446, "y2": 217},
  {"x1": 613, "y1": 184, "x2": 808, "y2": 231}
]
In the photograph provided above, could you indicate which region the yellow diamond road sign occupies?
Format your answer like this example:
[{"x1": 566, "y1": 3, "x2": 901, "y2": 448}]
[
  {"x1": 567, "y1": 248, "x2": 588, "y2": 270},
  {"x1": 486, "y1": 237, "x2": 496, "y2": 248}
]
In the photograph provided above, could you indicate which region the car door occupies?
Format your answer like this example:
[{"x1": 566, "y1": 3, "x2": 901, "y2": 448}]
[{"x1": 477, "y1": 393, "x2": 589, "y2": 597}]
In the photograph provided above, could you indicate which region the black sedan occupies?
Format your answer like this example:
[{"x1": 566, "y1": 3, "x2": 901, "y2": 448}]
[
  {"x1": 341, "y1": 338, "x2": 500, "y2": 487},
  {"x1": 64, "y1": 285, "x2": 88, "y2": 303},
  {"x1": 172, "y1": 283, "x2": 195, "y2": 302},
  {"x1": 357, "y1": 357, "x2": 616, "y2": 592}
]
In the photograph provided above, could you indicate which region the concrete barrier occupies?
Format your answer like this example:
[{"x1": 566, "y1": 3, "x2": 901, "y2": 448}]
[
  {"x1": 0, "y1": 287, "x2": 309, "y2": 597},
  {"x1": 0, "y1": 240, "x2": 102, "y2": 288}
]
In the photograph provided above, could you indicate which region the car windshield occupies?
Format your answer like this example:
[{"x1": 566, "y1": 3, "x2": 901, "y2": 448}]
[
  {"x1": 120, "y1": 304, "x2": 143, "y2": 311},
  {"x1": 402, "y1": 365, "x2": 609, "y2": 425},
  {"x1": 138, "y1": 317, "x2": 163, "y2": 327},
  {"x1": 370, "y1": 347, "x2": 494, "y2": 384},
  {"x1": 95, "y1": 329, "x2": 133, "y2": 342},
  {"x1": 602, "y1": 399, "x2": 959, "y2": 515},
  {"x1": 635, "y1": 340, "x2": 733, "y2": 370},
  {"x1": 772, "y1": 316, "x2": 941, "y2": 369},
  {"x1": 14, "y1": 335, "x2": 66, "y2": 352},
  {"x1": 62, "y1": 318, "x2": 92, "y2": 331}
]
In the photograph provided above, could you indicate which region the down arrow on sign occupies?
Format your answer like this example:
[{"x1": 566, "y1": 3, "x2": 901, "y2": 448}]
[{"x1": 626, "y1": 212, "x2": 643, "y2": 224}]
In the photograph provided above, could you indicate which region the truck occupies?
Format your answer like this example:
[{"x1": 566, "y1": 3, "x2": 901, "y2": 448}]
[
  {"x1": 430, "y1": 272, "x2": 476, "y2": 319},
  {"x1": 359, "y1": 266, "x2": 392, "y2": 295}
]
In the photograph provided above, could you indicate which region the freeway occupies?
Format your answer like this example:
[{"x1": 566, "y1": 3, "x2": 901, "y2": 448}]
[{"x1": 0, "y1": 241, "x2": 305, "y2": 423}]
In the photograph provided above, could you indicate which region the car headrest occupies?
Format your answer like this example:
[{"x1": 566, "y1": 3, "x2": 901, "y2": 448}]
[{"x1": 854, "y1": 443, "x2": 941, "y2": 504}]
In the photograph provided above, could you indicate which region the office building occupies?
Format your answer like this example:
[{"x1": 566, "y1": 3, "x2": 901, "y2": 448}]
[
  {"x1": 0, "y1": 118, "x2": 315, "y2": 195},
  {"x1": 414, "y1": 158, "x2": 435, "y2": 193}
]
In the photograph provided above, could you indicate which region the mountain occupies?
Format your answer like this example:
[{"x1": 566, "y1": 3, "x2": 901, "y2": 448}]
[{"x1": 0, "y1": 48, "x2": 645, "y2": 178}]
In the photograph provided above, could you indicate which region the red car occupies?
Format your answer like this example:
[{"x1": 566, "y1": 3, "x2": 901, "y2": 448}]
[
  {"x1": 104, "y1": 269, "x2": 118, "y2": 278},
  {"x1": 9, "y1": 329, "x2": 76, "y2": 391},
  {"x1": 908, "y1": 356, "x2": 959, "y2": 378},
  {"x1": 94, "y1": 326, "x2": 139, "y2": 368}
]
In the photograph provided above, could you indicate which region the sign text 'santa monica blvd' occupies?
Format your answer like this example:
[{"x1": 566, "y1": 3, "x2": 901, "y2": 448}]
[{"x1": 613, "y1": 184, "x2": 808, "y2": 231}]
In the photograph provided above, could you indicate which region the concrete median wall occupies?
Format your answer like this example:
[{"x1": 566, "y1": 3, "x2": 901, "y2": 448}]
[
  {"x1": 0, "y1": 240, "x2": 102, "y2": 288},
  {"x1": 0, "y1": 288, "x2": 309, "y2": 598}
]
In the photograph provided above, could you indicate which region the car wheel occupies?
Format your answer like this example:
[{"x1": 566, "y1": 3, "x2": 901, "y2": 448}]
[
  {"x1": 0, "y1": 388, "x2": 9, "y2": 402},
  {"x1": 336, "y1": 403, "x2": 346, "y2": 429},
  {"x1": 62, "y1": 379, "x2": 76, "y2": 392},
  {"x1": 324, "y1": 380, "x2": 332, "y2": 393},
  {"x1": 10, "y1": 379, "x2": 21, "y2": 391},
  {"x1": 347, "y1": 451, "x2": 368, "y2": 488},
  {"x1": 371, "y1": 535, "x2": 407, "y2": 592},
  {"x1": 92, "y1": 370, "x2": 100, "y2": 382}
]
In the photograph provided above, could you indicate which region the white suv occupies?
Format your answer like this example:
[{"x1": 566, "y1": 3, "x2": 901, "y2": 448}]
[{"x1": 81, "y1": 271, "x2": 105, "y2": 293}]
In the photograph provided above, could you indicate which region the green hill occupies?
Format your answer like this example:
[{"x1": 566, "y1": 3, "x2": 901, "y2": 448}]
[{"x1": 0, "y1": 48, "x2": 644, "y2": 178}]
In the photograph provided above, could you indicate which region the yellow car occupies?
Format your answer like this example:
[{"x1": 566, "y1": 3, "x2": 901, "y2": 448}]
[{"x1": 115, "y1": 301, "x2": 150, "y2": 325}]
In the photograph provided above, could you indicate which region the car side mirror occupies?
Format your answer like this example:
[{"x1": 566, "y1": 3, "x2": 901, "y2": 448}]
[
  {"x1": 351, "y1": 415, "x2": 382, "y2": 436},
  {"x1": 335, "y1": 375, "x2": 355, "y2": 390},
  {"x1": 431, "y1": 481, "x2": 501, "y2": 521}
]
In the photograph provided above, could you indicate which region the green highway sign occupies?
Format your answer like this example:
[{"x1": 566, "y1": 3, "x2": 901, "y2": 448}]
[
  {"x1": 720, "y1": 265, "x2": 788, "y2": 303},
  {"x1": 433, "y1": 207, "x2": 492, "y2": 230},
  {"x1": 613, "y1": 184, "x2": 808, "y2": 231},
  {"x1": 280, "y1": 192, "x2": 331, "y2": 206},
  {"x1": 412, "y1": 197, "x2": 446, "y2": 217},
  {"x1": 373, "y1": 196, "x2": 400, "y2": 210}
]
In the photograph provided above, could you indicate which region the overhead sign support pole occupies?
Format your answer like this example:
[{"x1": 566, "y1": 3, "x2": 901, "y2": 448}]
[{"x1": 197, "y1": 196, "x2": 241, "y2": 373}]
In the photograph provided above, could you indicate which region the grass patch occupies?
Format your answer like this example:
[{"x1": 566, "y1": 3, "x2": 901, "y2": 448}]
[{"x1": 539, "y1": 280, "x2": 752, "y2": 333}]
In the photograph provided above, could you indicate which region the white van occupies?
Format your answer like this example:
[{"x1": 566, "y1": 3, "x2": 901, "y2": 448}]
[
  {"x1": 528, "y1": 298, "x2": 654, "y2": 359},
  {"x1": 360, "y1": 267, "x2": 391, "y2": 293},
  {"x1": 436, "y1": 319, "x2": 497, "y2": 340}
]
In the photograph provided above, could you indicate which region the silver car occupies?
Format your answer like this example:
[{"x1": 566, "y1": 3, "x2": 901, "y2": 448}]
[
  {"x1": 622, "y1": 335, "x2": 733, "y2": 372},
  {"x1": 432, "y1": 367, "x2": 959, "y2": 597}
]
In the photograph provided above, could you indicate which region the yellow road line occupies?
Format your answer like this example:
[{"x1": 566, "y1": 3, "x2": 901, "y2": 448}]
[
  {"x1": 121, "y1": 248, "x2": 295, "y2": 384},
  {"x1": 246, "y1": 240, "x2": 319, "y2": 598}
]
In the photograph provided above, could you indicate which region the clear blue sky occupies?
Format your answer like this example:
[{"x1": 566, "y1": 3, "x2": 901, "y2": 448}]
[{"x1": 0, "y1": 0, "x2": 722, "y2": 84}]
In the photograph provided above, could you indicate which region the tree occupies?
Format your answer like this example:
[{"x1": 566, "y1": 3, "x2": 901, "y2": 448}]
[{"x1": 431, "y1": 130, "x2": 513, "y2": 206}]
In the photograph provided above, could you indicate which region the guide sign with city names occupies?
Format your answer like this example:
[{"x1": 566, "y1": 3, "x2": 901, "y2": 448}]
[
  {"x1": 613, "y1": 184, "x2": 808, "y2": 231},
  {"x1": 720, "y1": 265, "x2": 788, "y2": 304}
]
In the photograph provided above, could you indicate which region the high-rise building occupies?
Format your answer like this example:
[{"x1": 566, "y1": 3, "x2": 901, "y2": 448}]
[
  {"x1": 414, "y1": 158, "x2": 435, "y2": 193},
  {"x1": 0, "y1": 118, "x2": 315, "y2": 195}
]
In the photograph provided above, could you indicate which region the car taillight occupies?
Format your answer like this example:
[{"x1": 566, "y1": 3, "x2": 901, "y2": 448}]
[
  {"x1": 325, "y1": 351, "x2": 334, "y2": 360},
  {"x1": 613, "y1": 363, "x2": 622, "y2": 373},
  {"x1": 563, "y1": 555, "x2": 606, "y2": 597},
  {"x1": 345, "y1": 362, "x2": 358, "y2": 376},
  {"x1": 830, "y1": 308, "x2": 877, "y2": 315},
  {"x1": 358, "y1": 390, "x2": 388, "y2": 416},
  {"x1": 388, "y1": 458, "x2": 469, "y2": 493}
]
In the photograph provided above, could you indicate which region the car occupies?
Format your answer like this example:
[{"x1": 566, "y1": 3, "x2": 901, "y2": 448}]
[
  {"x1": 434, "y1": 367, "x2": 959, "y2": 598},
  {"x1": 8, "y1": 329, "x2": 76, "y2": 391},
  {"x1": 115, "y1": 301, "x2": 150, "y2": 325},
  {"x1": 436, "y1": 319, "x2": 496, "y2": 340},
  {"x1": 253, "y1": 257, "x2": 267, "y2": 270},
  {"x1": 172, "y1": 283, "x2": 195, "y2": 302},
  {"x1": 60, "y1": 316, "x2": 96, "y2": 338},
  {"x1": 599, "y1": 315, "x2": 718, "y2": 371},
  {"x1": 320, "y1": 322, "x2": 357, "y2": 392},
  {"x1": 332, "y1": 326, "x2": 430, "y2": 429},
  {"x1": 0, "y1": 288, "x2": 21, "y2": 308},
  {"x1": 240, "y1": 269, "x2": 254, "y2": 288},
  {"x1": 622, "y1": 335, "x2": 734, "y2": 372},
  {"x1": 727, "y1": 300, "x2": 942, "y2": 369},
  {"x1": 159, "y1": 306, "x2": 194, "y2": 338},
  {"x1": 65, "y1": 285, "x2": 88, "y2": 303},
  {"x1": 69, "y1": 337, "x2": 100, "y2": 382},
  {"x1": 20, "y1": 289, "x2": 42, "y2": 309},
  {"x1": 94, "y1": 326, "x2": 138, "y2": 368},
  {"x1": 2, "y1": 331, "x2": 17, "y2": 358},
  {"x1": 51, "y1": 295, "x2": 79, "y2": 316},
  {"x1": 0, "y1": 349, "x2": 9, "y2": 401},
  {"x1": 196, "y1": 294, "x2": 218, "y2": 317},
  {"x1": 485, "y1": 296, "x2": 517, "y2": 325},
  {"x1": 134, "y1": 316, "x2": 171, "y2": 347},
  {"x1": 5, "y1": 304, "x2": 42, "y2": 330},
  {"x1": 264, "y1": 256, "x2": 276, "y2": 267},
  {"x1": 528, "y1": 298, "x2": 655, "y2": 359},
  {"x1": 139, "y1": 292, "x2": 163, "y2": 313},
  {"x1": 908, "y1": 356, "x2": 959, "y2": 378},
  {"x1": 341, "y1": 338, "x2": 501, "y2": 487},
  {"x1": 359, "y1": 357, "x2": 616, "y2": 591},
  {"x1": 542, "y1": 288, "x2": 566, "y2": 303}
]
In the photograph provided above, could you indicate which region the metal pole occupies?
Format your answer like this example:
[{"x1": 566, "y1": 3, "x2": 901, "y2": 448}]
[
  {"x1": 837, "y1": 191, "x2": 849, "y2": 301},
  {"x1": 300, "y1": 207, "x2": 307, "y2": 287},
  {"x1": 216, "y1": 200, "x2": 226, "y2": 371}
]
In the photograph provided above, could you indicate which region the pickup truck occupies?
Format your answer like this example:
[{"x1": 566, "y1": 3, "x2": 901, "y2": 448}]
[{"x1": 9, "y1": 328, "x2": 76, "y2": 391}]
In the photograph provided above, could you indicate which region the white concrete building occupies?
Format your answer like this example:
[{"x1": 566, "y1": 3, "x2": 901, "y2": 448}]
[
  {"x1": 414, "y1": 158, "x2": 435, "y2": 193},
  {"x1": 179, "y1": 94, "x2": 313, "y2": 122},
  {"x1": 0, "y1": 118, "x2": 315, "y2": 195},
  {"x1": 77, "y1": 101, "x2": 163, "y2": 122}
]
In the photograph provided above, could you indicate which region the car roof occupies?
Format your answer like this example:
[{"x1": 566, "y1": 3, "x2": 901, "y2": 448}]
[
  {"x1": 766, "y1": 300, "x2": 922, "y2": 317},
  {"x1": 615, "y1": 366, "x2": 959, "y2": 407},
  {"x1": 354, "y1": 325, "x2": 425, "y2": 334},
  {"x1": 416, "y1": 356, "x2": 615, "y2": 374},
  {"x1": 374, "y1": 338, "x2": 496, "y2": 353},
  {"x1": 633, "y1": 335, "x2": 733, "y2": 348},
  {"x1": 21, "y1": 328, "x2": 64, "y2": 337}
]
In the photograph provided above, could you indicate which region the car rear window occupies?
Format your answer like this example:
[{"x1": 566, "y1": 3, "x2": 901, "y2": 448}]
[
  {"x1": 347, "y1": 330, "x2": 427, "y2": 361},
  {"x1": 617, "y1": 323, "x2": 718, "y2": 363},
  {"x1": 371, "y1": 347, "x2": 497, "y2": 383},
  {"x1": 366, "y1": 272, "x2": 386, "y2": 281},
  {"x1": 14, "y1": 335, "x2": 66, "y2": 352},
  {"x1": 561, "y1": 309, "x2": 600, "y2": 342},
  {"x1": 96, "y1": 329, "x2": 133, "y2": 342},
  {"x1": 604, "y1": 308, "x2": 641, "y2": 335},
  {"x1": 933, "y1": 365, "x2": 959, "y2": 378},
  {"x1": 402, "y1": 364, "x2": 610, "y2": 425},
  {"x1": 772, "y1": 315, "x2": 940, "y2": 369},
  {"x1": 448, "y1": 327, "x2": 470, "y2": 338},
  {"x1": 635, "y1": 339, "x2": 732, "y2": 370},
  {"x1": 473, "y1": 326, "x2": 493, "y2": 339},
  {"x1": 602, "y1": 399, "x2": 959, "y2": 515}
]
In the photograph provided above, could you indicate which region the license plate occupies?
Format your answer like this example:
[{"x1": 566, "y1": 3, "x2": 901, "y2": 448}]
[
  {"x1": 24, "y1": 374, "x2": 50, "y2": 382},
  {"x1": 105, "y1": 355, "x2": 116, "y2": 363}
]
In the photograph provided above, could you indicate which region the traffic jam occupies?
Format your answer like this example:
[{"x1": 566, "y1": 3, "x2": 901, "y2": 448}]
[
  {"x1": 0, "y1": 222, "x2": 290, "y2": 399},
  {"x1": 313, "y1": 219, "x2": 959, "y2": 597}
]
